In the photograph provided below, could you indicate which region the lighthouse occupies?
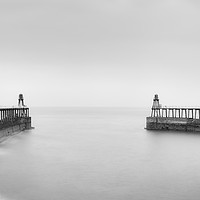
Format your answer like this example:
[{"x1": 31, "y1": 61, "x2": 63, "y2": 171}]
[
  {"x1": 151, "y1": 94, "x2": 162, "y2": 117},
  {"x1": 18, "y1": 94, "x2": 25, "y2": 107}
]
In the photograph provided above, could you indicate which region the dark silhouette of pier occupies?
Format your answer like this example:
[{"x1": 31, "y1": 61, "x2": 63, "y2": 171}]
[
  {"x1": 0, "y1": 95, "x2": 32, "y2": 140},
  {"x1": 0, "y1": 108, "x2": 31, "y2": 130},
  {"x1": 146, "y1": 95, "x2": 200, "y2": 132}
]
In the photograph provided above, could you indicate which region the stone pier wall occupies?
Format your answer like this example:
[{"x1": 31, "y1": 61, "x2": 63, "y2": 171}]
[
  {"x1": 146, "y1": 117, "x2": 200, "y2": 132},
  {"x1": 0, "y1": 117, "x2": 32, "y2": 142}
]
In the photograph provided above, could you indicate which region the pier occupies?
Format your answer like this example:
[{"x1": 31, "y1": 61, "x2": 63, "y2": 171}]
[
  {"x1": 0, "y1": 95, "x2": 32, "y2": 142},
  {"x1": 0, "y1": 108, "x2": 31, "y2": 129},
  {"x1": 146, "y1": 95, "x2": 200, "y2": 132}
]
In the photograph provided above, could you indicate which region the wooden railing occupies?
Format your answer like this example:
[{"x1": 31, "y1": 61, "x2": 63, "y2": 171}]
[
  {"x1": 0, "y1": 108, "x2": 29, "y2": 122},
  {"x1": 151, "y1": 107, "x2": 200, "y2": 119}
]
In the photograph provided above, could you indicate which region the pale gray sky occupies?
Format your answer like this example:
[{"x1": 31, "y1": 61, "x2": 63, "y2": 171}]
[{"x1": 1, "y1": 0, "x2": 200, "y2": 107}]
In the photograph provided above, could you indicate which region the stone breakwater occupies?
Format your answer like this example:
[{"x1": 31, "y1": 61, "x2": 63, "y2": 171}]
[
  {"x1": 0, "y1": 108, "x2": 33, "y2": 142},
  {"x1": 146, "y1": 117, "x2": 200, "y2": 132}
]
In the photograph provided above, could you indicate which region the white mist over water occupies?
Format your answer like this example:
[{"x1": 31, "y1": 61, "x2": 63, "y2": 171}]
[{"x1": 0, "y1": 107, "x2": 200, "y2": 200}]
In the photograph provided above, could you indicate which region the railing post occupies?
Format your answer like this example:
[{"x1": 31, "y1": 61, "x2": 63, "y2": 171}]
[
  {"x1": 185, "y1": 109, "x2": 187, "y2": 118},
  {"x1": 151, "y1": 108, "x2": 154, "y2": 117}
]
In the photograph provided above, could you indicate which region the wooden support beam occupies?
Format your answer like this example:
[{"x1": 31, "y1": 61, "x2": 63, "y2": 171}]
[
  {"x1": 185, "y1": 109, "x2": 187, "y2": 118},
  {"x1": 151, "y1": 108, "x2": 153, "y2": 117},
  {"x1": 168, "y1": 109, "x2": 170, "y2": 118}
]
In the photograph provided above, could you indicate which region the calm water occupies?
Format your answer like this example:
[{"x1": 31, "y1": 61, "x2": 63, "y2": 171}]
[{"x1": 1, "y1": 107, "x2": 200, "y2": 200}]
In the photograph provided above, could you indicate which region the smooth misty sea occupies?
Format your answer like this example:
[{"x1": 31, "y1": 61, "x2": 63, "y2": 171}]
[{"x1": 1, "y1": 107, "x2": 200, "y2": 200}]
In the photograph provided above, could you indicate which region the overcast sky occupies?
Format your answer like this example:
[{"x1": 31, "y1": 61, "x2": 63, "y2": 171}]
[{"x1": 0, "y1": 0, "x2": 200, "y2": 107}]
